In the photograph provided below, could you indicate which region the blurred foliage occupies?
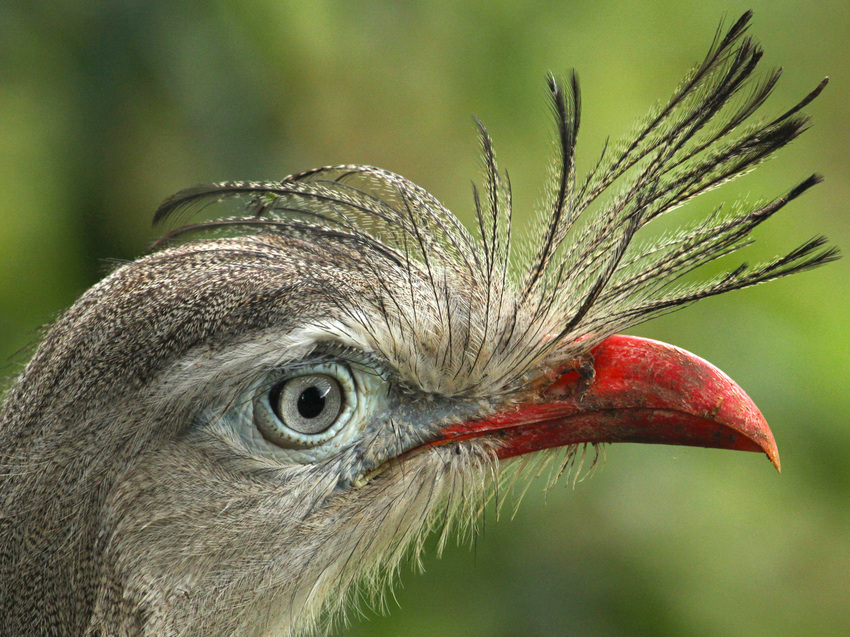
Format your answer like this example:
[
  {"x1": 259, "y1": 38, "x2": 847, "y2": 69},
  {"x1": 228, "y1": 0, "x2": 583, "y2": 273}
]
[{"x1": 1, "y1": 1, "x2": 848, "y2": 635}]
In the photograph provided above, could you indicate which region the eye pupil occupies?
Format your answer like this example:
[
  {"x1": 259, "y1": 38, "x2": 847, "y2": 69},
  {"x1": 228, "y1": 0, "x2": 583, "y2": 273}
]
[{"x1": 297, "y1": 385, "x2": 327, "y2": 419}]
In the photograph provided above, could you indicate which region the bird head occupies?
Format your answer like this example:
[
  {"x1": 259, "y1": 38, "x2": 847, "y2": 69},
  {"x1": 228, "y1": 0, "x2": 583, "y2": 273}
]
[{"x1": 0, "y1": 12, "x2": 836, "y2": 637}]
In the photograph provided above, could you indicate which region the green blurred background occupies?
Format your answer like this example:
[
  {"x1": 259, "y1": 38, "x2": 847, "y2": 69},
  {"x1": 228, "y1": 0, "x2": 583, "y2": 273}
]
[{"x1": 1, "y1": 1, "x2": 848, "y2": 635}]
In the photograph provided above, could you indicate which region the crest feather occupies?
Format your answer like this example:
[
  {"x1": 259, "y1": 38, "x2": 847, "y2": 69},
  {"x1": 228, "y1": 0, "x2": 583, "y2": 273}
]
[{"x1": 153, "y1": 11, "x2": 837, "y2": 397}]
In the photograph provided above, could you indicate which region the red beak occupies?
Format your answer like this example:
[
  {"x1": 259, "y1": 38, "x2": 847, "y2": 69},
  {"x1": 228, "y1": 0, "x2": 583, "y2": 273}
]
[{"x1": 436, "y1": 334, "x2": 780, "y2": 471}]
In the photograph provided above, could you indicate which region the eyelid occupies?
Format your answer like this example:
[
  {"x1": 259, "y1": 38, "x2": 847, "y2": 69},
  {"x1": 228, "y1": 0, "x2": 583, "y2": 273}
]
[{"x1": 296, "y1": 347, "x2": 391, "y2": 381}]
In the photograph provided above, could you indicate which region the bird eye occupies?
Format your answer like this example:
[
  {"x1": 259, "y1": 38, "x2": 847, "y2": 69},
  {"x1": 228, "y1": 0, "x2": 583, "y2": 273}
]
[
  {"x1": 253, "y1": 364, "x2": 357, "y2": 450},
  {"x1": 271, "y1": 374, "x2": 342, "y2": 435}
]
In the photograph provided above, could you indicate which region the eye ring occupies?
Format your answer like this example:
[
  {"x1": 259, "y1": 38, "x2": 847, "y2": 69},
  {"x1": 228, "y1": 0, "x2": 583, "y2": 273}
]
[{"x1": 253, "y1": 363, "x2": 357, "y2": 449}]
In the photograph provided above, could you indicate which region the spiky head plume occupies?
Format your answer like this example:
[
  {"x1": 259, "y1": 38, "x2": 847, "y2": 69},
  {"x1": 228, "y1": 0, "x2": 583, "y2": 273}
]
[{"x1": 154, "y1": 12, "x2": 835, "y2": 402}]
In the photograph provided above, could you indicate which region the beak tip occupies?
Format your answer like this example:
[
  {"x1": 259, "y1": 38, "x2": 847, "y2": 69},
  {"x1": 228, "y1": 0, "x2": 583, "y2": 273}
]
[{"x1": 768, "y1": 447, "x2": 781, "y2": 473}]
